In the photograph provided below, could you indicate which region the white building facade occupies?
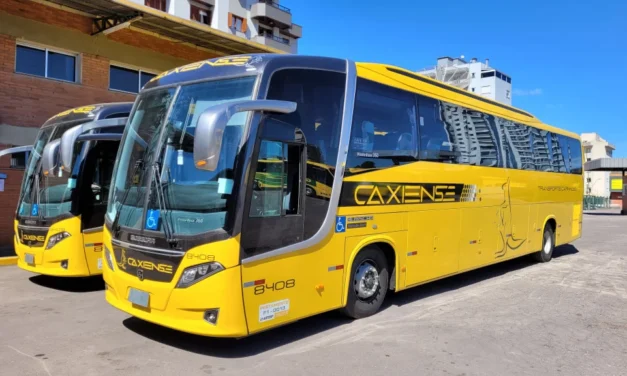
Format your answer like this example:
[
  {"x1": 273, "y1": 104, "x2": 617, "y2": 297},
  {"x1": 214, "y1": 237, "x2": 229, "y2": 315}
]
[
  {"x1": 137, "y1": 0, "x2": 301, "y2": 53},
  {"x1": 417, "y1": 57, "x2": 513, "y2": 106},
  {"x1": 582, "y1": 132, "x2": 615, "y2": 197}
]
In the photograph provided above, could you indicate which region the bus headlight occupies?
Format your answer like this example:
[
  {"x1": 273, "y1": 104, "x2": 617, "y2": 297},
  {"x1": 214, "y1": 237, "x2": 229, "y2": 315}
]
[
  {"x1": 45, "y1": 232, "x2": 71, "y2": 249},
  {"x1": 104, "y1": 245, "x2": 115, "y2": 271},
  {"x1": 176, "y1": 262, "x2": 224, "y2": 288}
]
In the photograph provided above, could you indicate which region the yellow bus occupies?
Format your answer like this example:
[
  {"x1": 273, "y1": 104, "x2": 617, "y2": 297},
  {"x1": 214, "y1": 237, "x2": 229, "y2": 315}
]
[
  {"x1": 10, "y1": 103, "x2": 132, "y2": 277},
  {"x1": 101, "y1": 55, "x2": 583, "y2": 337}
]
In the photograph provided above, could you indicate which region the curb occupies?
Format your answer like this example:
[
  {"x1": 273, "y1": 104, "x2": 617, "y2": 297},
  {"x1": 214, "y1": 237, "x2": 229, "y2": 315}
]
[{"x1": 0, "y1": 256, "x2": 18, "y2": 266}]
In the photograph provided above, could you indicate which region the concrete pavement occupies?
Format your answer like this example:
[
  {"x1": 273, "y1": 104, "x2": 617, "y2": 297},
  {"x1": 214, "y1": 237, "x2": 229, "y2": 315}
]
[{"x1": 0, "y1": 210, "x2": 625, "y2": 376}]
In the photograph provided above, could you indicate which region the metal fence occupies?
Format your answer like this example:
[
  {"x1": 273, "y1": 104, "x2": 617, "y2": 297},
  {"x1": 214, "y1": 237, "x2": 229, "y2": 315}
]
[{"x1": 583, "y1": 195, "x2": 611, "y2": 210}]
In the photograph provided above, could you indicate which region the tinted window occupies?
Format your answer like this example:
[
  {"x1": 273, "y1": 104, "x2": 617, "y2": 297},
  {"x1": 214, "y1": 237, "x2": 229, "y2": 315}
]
[
  {"x1": 15, "y1": 45, "x2": 45, "y2": 77},
  {"x1": 549, "y1": 133, "x2": 567, "y2": 173},
  {"x1": 531, "y1": 128, "x2": 552, "y2": 172},
  {"x1": 502, "y1": 122, "x2": 534, "y2": 170},
  {"x1": 48, "y1": 51, "x2": 76, "y2": 82},
  {"x1": 347, "y1": 79, "x2": 417, "y2": 171},
  {"x1": 264, "y1": 68, "x2": 345, "y2": 240},
  {"x1": 110, "y1": 66, "x2": 139, "y2": 93},
  {"x1": 440, "y1": 103, "x2": 502, "y2": 167},
  {"x1": 417, "y1": 96, "x2": 454, "y2": 163},
  {"x1": 569, "y1": 137, "x2": 583, "y2": 174}
]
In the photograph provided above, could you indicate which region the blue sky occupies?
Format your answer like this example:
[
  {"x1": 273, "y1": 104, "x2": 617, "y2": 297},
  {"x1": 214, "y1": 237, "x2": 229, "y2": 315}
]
[{"x1": 290, "y1": 0, "x2": 627, "y2": 156}]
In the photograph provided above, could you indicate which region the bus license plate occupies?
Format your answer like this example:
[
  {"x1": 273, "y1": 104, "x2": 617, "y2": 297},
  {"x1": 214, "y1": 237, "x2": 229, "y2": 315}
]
[
  {"x1": 128, "y1": 288, "x2": 149, "y2": 308},
  {"x1": 25, "y1": 253, "x2": 34, "y2": 265}
]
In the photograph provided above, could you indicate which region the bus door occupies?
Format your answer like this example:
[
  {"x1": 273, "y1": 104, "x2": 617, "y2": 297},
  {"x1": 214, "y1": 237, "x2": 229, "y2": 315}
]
[
  {"x1": 239, "y1": 68, "x2": 347, "y2": 333},
  {"x1": 79, "y1": 140, "x2": 120, "y2": 273},
  {"x1": 45, "y1": 117, "x2": 127, "y2": 273}
]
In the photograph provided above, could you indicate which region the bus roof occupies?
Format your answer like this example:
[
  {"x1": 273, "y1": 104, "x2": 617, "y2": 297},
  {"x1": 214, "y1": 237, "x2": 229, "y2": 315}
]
[
  {"x1": 355, "y1": 63, "x2": 579, "y2": 140},
  {"x1": 141, "y1": 54, "x2": 578, "y2": 140},
  {"x1": 42, "y1": 102, "x2": 133, "y2": 128}
]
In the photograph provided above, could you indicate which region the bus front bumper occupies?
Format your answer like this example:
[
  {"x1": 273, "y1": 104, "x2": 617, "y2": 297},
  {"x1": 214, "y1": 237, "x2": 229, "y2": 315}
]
[
  {"x1": 15, "y1": 236, "x2": 94, "y2": 277},
  {"x1": 103, "y1": 263, "x2": 249, "y2": 338}
]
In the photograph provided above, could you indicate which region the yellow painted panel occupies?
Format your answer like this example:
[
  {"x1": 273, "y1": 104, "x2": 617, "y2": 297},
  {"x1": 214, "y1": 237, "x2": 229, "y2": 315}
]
[
  {"x1": 406, "y1": 209, "x2": 460, "y2": 285},
  {"x1": 242, "y1": 233, "x2": 346, "y2": 334},
  {"x1": 83, "y1": 229, "x2": 104, "y2": 275}
]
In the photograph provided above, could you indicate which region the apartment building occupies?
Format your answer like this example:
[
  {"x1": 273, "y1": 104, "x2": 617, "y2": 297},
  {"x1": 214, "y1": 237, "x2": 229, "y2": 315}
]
[
  {"x1": 418, "y1": 57, "x2": 513, "y2": 106},
  {"x1": 0, "y1": 0, "x2": 291, "y2": 249},
  {"x1": 581, "y1": 132, "x2": 616, "y2": 197},
  {"x1": 139, "y1": 0, "x2": 301, "y2": 53}
]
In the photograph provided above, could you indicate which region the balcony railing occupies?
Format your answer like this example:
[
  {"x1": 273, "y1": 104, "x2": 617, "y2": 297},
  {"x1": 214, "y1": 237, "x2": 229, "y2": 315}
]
[
  {"x1": 268, "y1": 34, "x2": 290, "y2": 45},
  {"x1": 259, "y1": 0, "x2": 291, "y2": 14}
]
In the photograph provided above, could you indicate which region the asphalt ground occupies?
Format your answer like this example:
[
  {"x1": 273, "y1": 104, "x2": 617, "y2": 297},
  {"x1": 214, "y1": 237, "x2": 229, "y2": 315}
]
[{"x1": 0, "y1": 210, "x2": 625, "y2": 376}]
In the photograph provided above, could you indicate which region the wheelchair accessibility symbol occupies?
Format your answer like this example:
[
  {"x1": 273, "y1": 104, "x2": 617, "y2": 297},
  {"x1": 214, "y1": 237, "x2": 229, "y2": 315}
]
[
  {"x1": 145, "y1": 209, "x2": 160, "y2": 231},
  {"x1": 335, "y1": 216, "x2": 346, "y2": 233},
  {"x1": 31, "y1": 204, "x2": 38, "y2": 216}
]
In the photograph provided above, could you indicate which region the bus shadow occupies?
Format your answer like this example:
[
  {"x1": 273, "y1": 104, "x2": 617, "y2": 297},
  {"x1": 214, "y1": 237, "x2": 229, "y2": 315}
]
[
  {"x1": 28, "y1": 275, "x2": 104, "y2": 293},
  {"x1": 384, "y1": 244, "x2": 578, "y2": 308},
  {"x1": 122, "y1": 244, "x2": 579, "y2": 358},
  {"x1": 584, "y1": 212, "x2": 624, "y2": 216}
]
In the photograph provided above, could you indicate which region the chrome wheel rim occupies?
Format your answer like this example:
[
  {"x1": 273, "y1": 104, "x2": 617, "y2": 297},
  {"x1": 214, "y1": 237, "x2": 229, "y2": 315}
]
[{"x1": 354, "y1": 261, "x2": 379, "y2": 300}]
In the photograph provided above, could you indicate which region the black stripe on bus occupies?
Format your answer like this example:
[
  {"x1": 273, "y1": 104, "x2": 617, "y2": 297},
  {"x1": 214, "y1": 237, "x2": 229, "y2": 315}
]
[{"x1": 385, "y1": 67, "x2": 534, "y2": 118}]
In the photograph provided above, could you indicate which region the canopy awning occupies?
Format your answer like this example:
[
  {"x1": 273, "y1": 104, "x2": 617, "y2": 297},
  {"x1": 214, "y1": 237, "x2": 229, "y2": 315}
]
[
  {"x1": 584, "y1": 158, "x2": 627, "y2": 172},
  {"x1": 43, "y1": 0, "x2": 286, "y2": 56}
]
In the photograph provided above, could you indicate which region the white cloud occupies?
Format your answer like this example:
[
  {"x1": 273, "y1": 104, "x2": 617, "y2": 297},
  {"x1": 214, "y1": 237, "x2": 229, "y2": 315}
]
[{"x1": 513, "y1": 88, "x2": 543, "y2": 96}]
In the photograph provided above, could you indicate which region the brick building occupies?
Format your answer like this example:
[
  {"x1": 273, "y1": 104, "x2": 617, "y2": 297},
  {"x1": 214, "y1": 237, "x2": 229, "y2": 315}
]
[{"x1": 0, "y1": 0, "x2": 288, "y2": 250}]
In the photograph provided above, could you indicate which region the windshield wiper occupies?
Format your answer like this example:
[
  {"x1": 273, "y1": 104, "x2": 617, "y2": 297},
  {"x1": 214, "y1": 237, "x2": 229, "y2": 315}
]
[
  {"x1": 111, "y1": 159, "x2": 143, "y2": 237},
  {"x1": 150, "y1": 162, "x2": 178, "y2": 248}
]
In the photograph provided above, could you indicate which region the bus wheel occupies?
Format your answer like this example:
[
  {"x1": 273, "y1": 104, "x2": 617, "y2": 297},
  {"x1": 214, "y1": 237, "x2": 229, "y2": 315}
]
[
  {"x1": 533, "y1": 225, "x2": 555, "y2": 263},
  {"x1": 341, "y1": 247, "x2": 389, "y2": 319}
]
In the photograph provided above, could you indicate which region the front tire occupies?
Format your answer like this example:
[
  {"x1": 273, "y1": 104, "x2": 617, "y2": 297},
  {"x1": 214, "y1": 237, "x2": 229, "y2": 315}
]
[
  {"x1": 533, "y1": 225, "x2": 555, "y2": 263},
  {"x1": 341, "y1": 247, "x2": 389, "y2": 319}
]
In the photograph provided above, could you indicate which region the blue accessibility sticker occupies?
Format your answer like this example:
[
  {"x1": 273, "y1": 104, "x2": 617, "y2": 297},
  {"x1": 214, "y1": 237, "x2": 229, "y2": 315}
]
[
  {"x1": 335, "y1": 216, "x2": 346, "y2": 233},
  {"x1": 145, "y1": 209, "x2": 160, "y2": 231},
  {"x1": 31, "y1": 204, "x2": 38, "y2": 216}
]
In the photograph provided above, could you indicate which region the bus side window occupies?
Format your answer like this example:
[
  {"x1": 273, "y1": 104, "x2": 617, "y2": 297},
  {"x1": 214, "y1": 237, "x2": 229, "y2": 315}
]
[{"x1": 346, "y1": 78, "x2": 418, "y2": 172}]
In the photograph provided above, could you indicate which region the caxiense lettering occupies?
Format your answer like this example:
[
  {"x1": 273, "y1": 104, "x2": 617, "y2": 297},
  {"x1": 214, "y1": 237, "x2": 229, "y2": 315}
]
[
  {"x1": 22, "y1": 234, "x2": 45, "y2": 242},
  {"x1": 353, "y1": 184, "x2": 458, "y2": 205},
  {"x1": 127, "y1": 258, "x2": 173, "y2": 274}
]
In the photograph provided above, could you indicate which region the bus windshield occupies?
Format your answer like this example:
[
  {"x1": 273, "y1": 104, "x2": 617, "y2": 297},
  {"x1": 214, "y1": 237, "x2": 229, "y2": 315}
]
[
  {"x1": 107, "y1": 75, "x2": 257, "y2": 237},
  {"x1": 18, "y1": 122, "x2": 85, "y2": 219}
]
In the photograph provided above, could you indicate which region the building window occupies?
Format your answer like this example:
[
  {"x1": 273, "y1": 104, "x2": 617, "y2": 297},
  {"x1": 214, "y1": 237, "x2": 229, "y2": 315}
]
[
  {"x1": 259, "y1": 27, "x2": 273, "y2": 37},
  {"x1": 109, "y1": 65, "x2": 157, "y2": 94},
  {"x1": 471, "y1": 87, "x2": 475, "y2": 92},
  {"x1": 481, "y1": 71, "x2": 495, "y2": 78},
  {"x1": 506, "y1": 90, "x2": 511, "y2": 99},
  {"x1": 471, "y1": 72, "x2": 475, "y2": 78},
  {"x1": 15, "y1": 43, "x2": 78, "y2": 83},
  {"x1": 191, "y1": 4, "x2": 211, "y2": 25},
  {"x1": 145, "y1": 0, "x2": 166, "y2": 11},
  {"x1": 228, "y1": 13, "x2": 247, "y2": 32},
  {"x1": 587, "y1": 158, "x2": 591, "y2": 162},
  {"x1": 10, "y1": 149, "x2": 29, "y2": 169}
]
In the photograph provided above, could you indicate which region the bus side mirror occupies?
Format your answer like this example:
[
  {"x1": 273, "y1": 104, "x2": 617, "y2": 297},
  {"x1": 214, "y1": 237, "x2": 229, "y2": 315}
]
[
  {"x1": 193, "y1": 99, "x2": 297, "y2": 171},
  {"x1": 59, "y1": 118, "x2": 128, "y2": 172},
  {"x1": 41, "y1": 139, "x2": 61, "y2": 177}
]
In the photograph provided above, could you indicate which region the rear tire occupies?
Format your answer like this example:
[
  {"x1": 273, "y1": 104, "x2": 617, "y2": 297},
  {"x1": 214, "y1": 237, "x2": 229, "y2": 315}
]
[
  {"x1": 341, "y1": 247, "x2": 389, "y2": 319},
  {"x1": 533, "y1": 225, "x2": 555, "y2": 263}
]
